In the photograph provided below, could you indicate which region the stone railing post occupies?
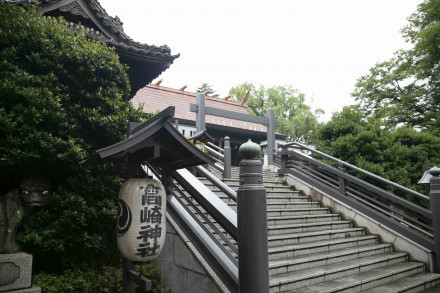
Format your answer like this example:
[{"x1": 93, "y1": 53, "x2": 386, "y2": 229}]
[
  {"x1": 423, "y1": 164, "x2": 431, "y2": 197},
  {"x1": 338, "y1": 162, "x2": 346, "y2": 196},
  {"x1": 122, "y1": 258, "x2": 136, "y2": 293},
  {"x1": 266, "y1": 108, "x2": 275, "y2": 166},
  {"x1": 429, "y1": 167, "x2": 440, "y2": 273},
  {"x1": 223, "y1": 136, "x2": 231, "y2": 179},
  {"x1": 237, "y1": 139, "x2": 269, "y2": 293},
  {"x1": 196, "y1": 93, "x2": 206, "y2": 132},
  {"x1": 279, "y1": 144, "x2": 287, "y2": 173}
]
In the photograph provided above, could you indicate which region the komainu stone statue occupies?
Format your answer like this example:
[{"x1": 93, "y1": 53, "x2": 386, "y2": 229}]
[{"x1": 0, "y1": 178, "x2": 50, "y2": 254}]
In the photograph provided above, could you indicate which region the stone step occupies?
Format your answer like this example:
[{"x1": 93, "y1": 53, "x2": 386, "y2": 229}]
[
  {"x1": 268, "y1": 235, "x2": 379, "y2": 261},
  {"x1": 179, "y1": 189, "x2": 306, "y2": 204},
  {"x1": 267, "y1": 214, "x2": 341, "y2": 226},
  {"x1": 267, "y1": 227, "x2": 365, "y2": 247},
  {"x1": 268, "y1": 221, "x2": 352, "y2": 235},
  {"x1": 184, "y1": 199, "x2": 321, "y2": 212},
  {"x1": 229, "y1": 175, "x2": 278, "y2": 179},
  {"x1": 230, "y1": 169, "x2": 275, "y2": 174},
  {"x1": 361, "y1": 272, "x2": 440, "y2": 293},
  {"x1": 193, "y1": 167, "x2": 440, "y2": 293},
  {"x1": 197, "y1": 218, "x2": 351, "y2": 240},
  {"x1": 269, "y1": 244, "x2": 396, "y2": 275},
  {"x1": 187, "y1": 205, "x2": 330, "y2": 224},
  {"x1": 229, "y1": 175, "x2": 277, "y2": 180},
  {"x1": 419, "y1": 283, "x2": 440, "y2": 293},
  {"x1": 263, "y1": 190, "x2": 305, "y2": 197},
  {"x1": 230, "y1": 168, "x2": 276, "y2": 174},
  {"x1": 288, "y1": 261, "x2": 426, "y2": 293},
  {"x1": 201, "y1": 183, "x2": 295, "y2": 192},
  {"x1": 221, "y1": 179, "x2": 283, "y2": 186},
  {"x1": 198, "y1": 179, "x2": 283, "y2": 188},
  {"x1": 227, "y1": 202, "x2": 321, "y2": 211},
  {"x1": 216, "y1": 194, "x2": 310, "y2": 204},
  {"x1": 267, "y1": 207, "x2": 330, "y2": 217}
]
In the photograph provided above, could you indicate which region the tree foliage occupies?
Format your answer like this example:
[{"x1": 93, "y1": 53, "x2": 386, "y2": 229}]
[
  {"x1": 353, "y1": 0, "x2": 440, "y2": 134},
  {"x1": 196, "y1": 83, "x2": 219, "y2": 97},
  {"x1": 0, "y1": 3, "x2": 143, "y2": 270},
  {"x1": 33, "y1": 263, "x2": 161, "y2": 293},
  {"x1": 229, "y1": 82, "x2": 324, "y2": 142},
  {"x1": 313, "y1": 106, "x2": 440, "y2": 194}
]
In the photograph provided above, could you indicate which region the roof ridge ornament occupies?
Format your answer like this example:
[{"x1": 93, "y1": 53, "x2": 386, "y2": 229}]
[{"x1": 111, "y1": 15, "x2": 124, "y2": 31}]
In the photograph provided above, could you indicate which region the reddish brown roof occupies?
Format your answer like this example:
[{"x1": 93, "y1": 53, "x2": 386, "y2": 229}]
[{"x1": 131, "y1": 85, "x2": 268, "y2": 133}]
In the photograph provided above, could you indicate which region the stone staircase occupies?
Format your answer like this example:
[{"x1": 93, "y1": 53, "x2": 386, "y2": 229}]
[{"x1": 195, "y1": 167, "x2": 440, "y2": 293}]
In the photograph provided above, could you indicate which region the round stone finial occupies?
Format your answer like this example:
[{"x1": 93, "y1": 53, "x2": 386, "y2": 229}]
[
  {"x1": 225, "y1": 136, "x2": 230, "y2": 141},
  {"x1": 429, "y1": 166, "x2": 440, "y2": 177},
  {"x1": 239, "y1": 139, "x2": 261, "y2": 160}
]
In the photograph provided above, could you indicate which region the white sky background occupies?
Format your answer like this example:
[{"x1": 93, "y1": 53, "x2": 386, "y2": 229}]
[{"x1": 102, "y1": 0, "x2": 421, "y2": 121}]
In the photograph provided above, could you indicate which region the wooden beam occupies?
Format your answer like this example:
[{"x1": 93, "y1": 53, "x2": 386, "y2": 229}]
[
  {"x1": 190, "y1": 104, "x2": 279, "y2": 127},
  {"x1": 239, "y1": 89, "x2": 250, "y2": 106}
]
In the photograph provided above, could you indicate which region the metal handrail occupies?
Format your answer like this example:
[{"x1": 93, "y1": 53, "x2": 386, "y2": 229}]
[
  {"x1": 166, "y1": 195, "x2": 238, "y2": 289},
  {"x1": 205, "y1": 145, "x2": 224, "y2": 160},
  {"x1": 286, "y1": 149, "x2": 431, "y2": 219},
  {"x1": 146, "y1": 162, "x2": 239, "y2": 291},
  {"x1": 283, "y1": 141, "x2": 429, "y2": 201},
  {"x1": 168, "y1": 184, "x2": 239, "y2": 258},
  {"x1": 277, "y1": 146, "x2": 435, "y2": 251},
  {"x1": 171, "y1": 168, "x2": 237, "y2": 239},
  {"x1": 206, "y1": 142, "x2": 224, "y2": 154},
  {"x1": 195, "y1": 165, "x2": 237, "y2": 202}
]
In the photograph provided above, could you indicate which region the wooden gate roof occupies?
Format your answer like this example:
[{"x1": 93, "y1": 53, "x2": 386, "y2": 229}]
[{"x1": 85, "y1": 107, "x2": 215, "y2": 171}]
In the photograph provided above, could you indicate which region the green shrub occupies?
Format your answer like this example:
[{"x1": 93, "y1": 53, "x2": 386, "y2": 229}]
[
  {"x1": 137, "y1": 264, "x2": 161, "y2": 293},
  {"x1": 33, "y1": 264, "x2": 161, "y2": 293},
  {"x1": 0, "y1": 3, "x2": 143, "y2": 270},
  {"x1": 34, "y1": 266, "x2": 122, "y2": 293}
]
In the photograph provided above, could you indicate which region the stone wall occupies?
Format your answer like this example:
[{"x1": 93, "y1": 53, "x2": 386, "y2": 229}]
[{"x1": 152, "y1": 215, "x2": 230, "y2": 293}]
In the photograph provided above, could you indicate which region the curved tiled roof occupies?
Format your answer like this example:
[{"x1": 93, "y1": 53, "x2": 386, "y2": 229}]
[
  {"x1": 13, "y1": 0, "x2": 180, "y2": 95},
  {"x1": 36, "y1": 0, "x2": 179, "y2": 62}
]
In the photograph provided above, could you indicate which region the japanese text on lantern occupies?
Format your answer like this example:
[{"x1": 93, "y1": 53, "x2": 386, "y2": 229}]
[{"x1": 136, "y1": 184, "x2": 162, "y2": 257}]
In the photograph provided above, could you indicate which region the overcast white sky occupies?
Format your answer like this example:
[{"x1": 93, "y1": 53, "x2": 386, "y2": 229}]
[{"x1": 102, "y1": 0, "x2": 421, "y2": 121}]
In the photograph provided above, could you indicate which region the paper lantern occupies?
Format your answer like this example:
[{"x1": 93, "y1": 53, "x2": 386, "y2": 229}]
[{"x1": 117, "y1": 178, "x2": 166, "y2": 261}]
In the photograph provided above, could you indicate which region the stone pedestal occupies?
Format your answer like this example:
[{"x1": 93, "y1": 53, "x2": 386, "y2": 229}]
[{"x1": 0, "y1": 252, "x2": 40, "y2": 292}]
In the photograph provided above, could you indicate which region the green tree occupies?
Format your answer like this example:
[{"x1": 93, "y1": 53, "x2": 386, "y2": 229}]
[
  {"x1": 313, "y1": 106, "x2": 440, "y2": 195},
  {"x1": 196, "y1": 83, "x2": 219, "y2": 97},
  {"x1": 353, "y1": 0, "x2": 440, "y2": 134},
  {"x1": 229, "y1": 82, "x2": 324, "y2": 142},
  {"x1": 0, "y1": 3, "x2": 143, "y2": 270}
]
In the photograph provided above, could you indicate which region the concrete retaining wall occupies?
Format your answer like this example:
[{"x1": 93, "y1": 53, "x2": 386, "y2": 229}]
[{"x1": 152, "y1": 214, "x2": 230, "y2": 293}]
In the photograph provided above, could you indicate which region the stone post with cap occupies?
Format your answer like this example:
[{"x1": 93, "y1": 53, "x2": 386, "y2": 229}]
[
  {"x1": 237, "y1": 139, "x2": 269, "y2": 293},
  {"x1": 223, "y1": 136, "x2": 231, "y2": 179},
  {"x1": 429, "y1": 166, "x2": 440, "y2": 273}
]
